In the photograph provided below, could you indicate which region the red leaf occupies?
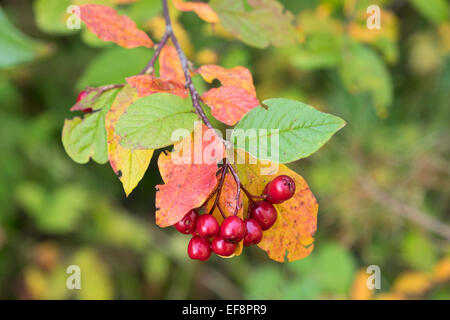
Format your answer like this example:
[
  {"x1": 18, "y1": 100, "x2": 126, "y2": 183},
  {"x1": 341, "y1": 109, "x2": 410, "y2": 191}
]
[
  {"x1": 159, "y1": 45, "x2": 186, "y2": 84},
  {"x1": 126, "y1": 75, "x2": 188, "y2": 98},
  {"x1": 80, "y1": 4, "x2": 153, "y2": 48},
  {"x1": 173, "y1": 0, "x2": 219, "y2": 24},
  {"x1": 155, "y1": 124, "x2": 225, "y2": 227},
  {"x1": 197, "y1": 65, "x2": 256, "y2": 96},
  {"x1": 201, "y1": 86, "x2": 259, "y2": 125}
]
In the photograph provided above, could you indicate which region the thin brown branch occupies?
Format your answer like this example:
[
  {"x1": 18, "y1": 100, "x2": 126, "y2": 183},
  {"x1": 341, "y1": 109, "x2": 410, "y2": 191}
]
[
  {"x1": 358, "y1": 175, "x2": 450, "y2": 241},
  {"x1": 209, "y1": 164, "x2": 228, "y2": 217},
  {"x1": 160, "y1": 0, "x2": 241, "y2": 215},
  {"x1": 139, "y1": 31, "x2": 171, "y2": 75}
]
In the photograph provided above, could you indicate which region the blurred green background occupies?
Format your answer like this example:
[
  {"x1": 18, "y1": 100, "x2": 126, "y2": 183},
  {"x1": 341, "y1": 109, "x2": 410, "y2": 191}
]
[{"x1": 0, "y1": 0, "x2": 449, "y2": 299}]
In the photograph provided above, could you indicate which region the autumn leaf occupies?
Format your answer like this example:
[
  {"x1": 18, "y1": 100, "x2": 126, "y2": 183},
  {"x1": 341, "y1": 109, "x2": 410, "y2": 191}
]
[
  {"x1": 350, "y1": 270, "x2": 374, "y2": 300},
  {"x1": 392, "y1": 272, "x2": 431, "y2": 296},
  {"x1": 155, "y1": 124, "x2": 225, "y2": 227},
  {"x1": 173, "y1": 0, "x2": 219, "y2": 24},
  {"x1": 126, "y1": 75, "x2": 188, "y2": 98},
  {"x1": 62, "y1": 88, "x2": 120, "y2": 164},
  {"x1": 197, "y1": 65, "x2": 256, "y2": 96},
  {"x1": 234, "y1": 150, "x2": 318, "y2": 262},
  {"x1": 80, "y1": 4, "x2": 153, "y2": 48},
  {"x1": 201, "y1": 86, "x2": 259, "y2": 126},
  {"x1": 105, "y1": 85, "x2": 153, "y2": 196},
  {"x1": 159, "y1": 45, "x2": 186, "y2": 84},
  {"x1": 197, "y1": 64, "x2": 259, "y2": 125},
  {"x1": 209, "y1": 0, "x2": 297, "y2": 48}
]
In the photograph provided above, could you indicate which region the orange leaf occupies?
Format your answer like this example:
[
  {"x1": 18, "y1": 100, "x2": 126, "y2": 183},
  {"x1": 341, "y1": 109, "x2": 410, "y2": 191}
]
[
  {"x1": 126, "y1": 75, "x2": 188, "y2": 98},
  {"x1": 155, "y1": 124, "x2": 225, "y2": 227},
  {"x1": 197, "y1": 65, "x2": 256, "y2": 96},
  {"x1": 235, "y1": 151, "x2": 318, "y2": 262},
  {"x1": 350, "y1": 270, "x2": 374, "y2": 300},
  {"x1": 392, "y1": 272, "x2": 431, "y2": 296},
  {"x1": 159, "y1": 45, "x2": 186, "y2": 84},
  {"x1": 80, "y1": 4, "x2": 153, "y2": 48},
  {"x1": 201, "y1": 86, "x2": 259, "y2": 125},
  {"x1": 105, "y1": 85, "x2": 153, "y2": 196},
  {"x1": 173, "y1": 0, "x2": 219, "y2": 24}
]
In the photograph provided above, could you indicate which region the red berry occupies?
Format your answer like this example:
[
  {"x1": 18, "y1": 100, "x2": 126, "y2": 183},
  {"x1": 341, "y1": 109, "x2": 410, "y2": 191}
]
[
  {"x1": 187, "y1": 236, "x2": 211, "y2": 261},
  {"x1": 220, "y1": 216, "x2": 246, "y2": 243},
  {"x1": 174, "y1": 209, "x2": 199, "y2": 234},
  {"x1": 82, "y1": 108, "x2": 93, "y2": 114},
  {"x1": 211, "y1": 236, "x2": 236, "y2": 256},
  {"x1": 263, "y1": 175, "x2": 296, "y2": 204},
  {"x1": 76, "y1": 90, "x2": 88, "y2": 102},
  {"x1": 243, "y1": 219, "x2": 263, "y2": 246},
  {"x1": 250, "y1": 201, "x2": 277, "y2": 230},
  {"x1": 196, "y1": 214, "x2": 220, "y2": 238}
]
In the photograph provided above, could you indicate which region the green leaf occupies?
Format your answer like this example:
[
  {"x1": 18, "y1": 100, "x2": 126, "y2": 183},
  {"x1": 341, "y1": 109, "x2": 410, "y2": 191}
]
[
  {"x1": 210, "y1": 0, "x2": 297, "y2": 48},
  {"x1": 0, "y1": 8, "x2": 50, "y2": 68},
  {"x1": 62, "y1": 89, "x2": 120, "y2": 164},
  {"x1": 15, "y1": 182, "x2": 89, "y2": 233},
  {"x1": 71, "y1": 249, "x2": 113, "y2": 300},
  {"x1": 338, "y1": 42, "x2": 393, "y2": 116},
  {"x1": 402, "y1": 230, "x2": 438, "y2": 271},
  {"x1": 116, "y1": 93, "x2": 197, "y2": 150},
  {"x1": 232, "y1": 98, "x2": 345, "y2": 163},
  {"x1": 287, "y1": 9, "x2": 343, "y2": 70},
  {"x1": 409, "y1": 0, "x2": 449, "y2": 24},
  {"x1": 76, "y1": 47, "x2": 153, "y2": 90},
  {"x1": 288, "y1": 243, "x2": 356, "y2": 295},
  {"x1": 33, "y1": 0, "x2": 76, "y2": 35}
]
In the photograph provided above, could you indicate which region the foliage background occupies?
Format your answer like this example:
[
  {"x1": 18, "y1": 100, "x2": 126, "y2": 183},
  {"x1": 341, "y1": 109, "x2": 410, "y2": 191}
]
[{"x1": 0, "y1": 0, "x2": 449, "y2": 299}]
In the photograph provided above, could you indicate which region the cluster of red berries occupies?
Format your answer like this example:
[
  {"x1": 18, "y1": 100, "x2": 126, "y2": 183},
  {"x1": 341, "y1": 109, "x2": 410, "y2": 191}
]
[{"x1": 174, "y1": 175, "x2": 296, "y2": 261}]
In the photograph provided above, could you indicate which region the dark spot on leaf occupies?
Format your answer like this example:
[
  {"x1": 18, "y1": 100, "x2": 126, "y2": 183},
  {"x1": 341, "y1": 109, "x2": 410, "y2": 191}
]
[{"x1": 116, "y1": 170, "x2": 122, "y2": 178}]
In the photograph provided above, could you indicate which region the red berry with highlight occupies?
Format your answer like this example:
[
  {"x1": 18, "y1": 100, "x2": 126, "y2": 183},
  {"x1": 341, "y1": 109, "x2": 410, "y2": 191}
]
[
  {"x1": 187, "y1": 236, "x2": 211, "y2": 261},
  {"x1": 220, "y1": 216, "x2": 246, "y2": 243},
  {"x1": 263, "y1": 175, "x2": 296, "y2": 204},
  {"x1": 212, "y1": 236, "x2": 237, "y2": 256},
  {"x1": 174, "y1": 209, "x2": 199, "y2": 234},
  {"x1": 250, "y1": 201, "x2": 277, "y2": 230},
  {"x1": 243, "y1": 219, "x2": 263, "y2": 246},
  {"x1": 196, "y1": 214, "x2": 220, "y2": 238},
  {"x1": 76, "y1": 90, "x2": 88, "y2": 102}
]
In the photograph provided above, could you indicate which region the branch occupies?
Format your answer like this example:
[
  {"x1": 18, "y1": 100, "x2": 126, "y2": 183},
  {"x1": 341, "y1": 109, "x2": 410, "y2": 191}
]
[
  {"x1": 139, "y1": 31, "x2": 171, "y2": 75},
  {"x1": 161, "y1": 0, "x2": 212, "y2": 129},
  {"x1": 161, "y1": 0, "x2": 241, "y2": 215},
  {"x1": 358, "y1": 175, "x2": 450, "y2": 241}
]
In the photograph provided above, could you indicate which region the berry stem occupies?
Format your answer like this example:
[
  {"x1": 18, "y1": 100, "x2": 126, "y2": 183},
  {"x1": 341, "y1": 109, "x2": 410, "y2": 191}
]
[
  {"x1": 226, "y1": 164, "x2": 241, "y2": 216},
  {"x1": 240, "y1": 183, "x2": 266, "y2": 204},
  {"x1": 209, "y1": 164, "x2": 228, "y2": 217}
]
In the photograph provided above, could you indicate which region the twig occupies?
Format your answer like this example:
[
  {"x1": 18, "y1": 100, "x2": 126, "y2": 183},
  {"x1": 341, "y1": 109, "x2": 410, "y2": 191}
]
[
  {"x1": 139, "y1": 31, "x2": 171, "y2": 75},
  {"x1": 358, "y1": 175, "x2": 450, "y2": 241},
  {"x1": 240, "y1": 183, "x2": 265, "y2": 205},
  {"x1": 226, "y1": 164, "x2": 241, "y2": 216},
  {"x1": 209, "y1": 164, "x2": 228, "y2": 218},
  {"x1": 160, "y1": 0, "x2": 241, "y2": 215}
]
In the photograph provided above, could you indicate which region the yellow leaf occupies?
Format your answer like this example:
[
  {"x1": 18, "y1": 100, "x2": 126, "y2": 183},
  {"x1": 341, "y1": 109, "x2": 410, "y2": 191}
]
[
  {"x1": 393, "y1": 271, "x2": 431, "y2": 296},
  {"x1": 432, "y1": 257, "x2": 450, "y2": 283},
  {"x1": 350, "y1": 270, "x2": 374, "y2": 300},
  {"x1": 234, "y1": 150, "x2": 318, "y2": 262},
  {"x1": 24, "y1": 267, "x2": 48, "y2": 299},
  {"x1": 105, "y1": 85, "x2": 153, "y2": 196}
]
